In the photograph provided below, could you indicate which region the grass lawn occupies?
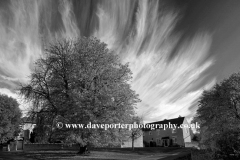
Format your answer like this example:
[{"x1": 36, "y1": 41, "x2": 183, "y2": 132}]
[{"x1": 0, "y1": 147, "x2": 191, "y2": 160}]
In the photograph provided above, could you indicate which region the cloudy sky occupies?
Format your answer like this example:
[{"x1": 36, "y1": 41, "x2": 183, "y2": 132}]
[{"x1": 0, "y1": 0, "x2": 240, "y2": 122}]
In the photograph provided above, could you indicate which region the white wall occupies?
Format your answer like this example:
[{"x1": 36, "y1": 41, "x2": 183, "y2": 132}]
[{"x1": 182, "y1": 118, "x2": 192, "y2": 143}]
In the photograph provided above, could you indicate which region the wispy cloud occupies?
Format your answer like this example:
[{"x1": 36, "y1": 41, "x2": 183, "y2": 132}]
[
  {"x1": 0, "y1": 0, "x2": 80, "y2": 111},
  {"x1": 0, "y1": 0, "x2": 216, "y2": 121},
  {"x1": 95, "y1": 0, "x2": 216, "y2": 121}
]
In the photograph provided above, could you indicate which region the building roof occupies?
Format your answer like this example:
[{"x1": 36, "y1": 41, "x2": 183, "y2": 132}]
[
  {"x1": 143, "y1": 117, "x2": 185, "y2": 131},
  {"x1": 151, "y1": 117, "x2": 185, "y2": 126}
]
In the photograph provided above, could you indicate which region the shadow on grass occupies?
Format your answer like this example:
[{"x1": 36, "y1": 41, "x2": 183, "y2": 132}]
[
  {"x1": 8, "y1": 147, "x2": 190, "y2": 160},
  {"x1": 91, "y1": 147, "x2": 184, "y2": 155}
]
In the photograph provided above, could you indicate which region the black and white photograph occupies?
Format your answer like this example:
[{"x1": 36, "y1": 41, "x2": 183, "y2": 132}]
[{"x1": 0, "y1": 0, "x2": 240, "y2": 159}]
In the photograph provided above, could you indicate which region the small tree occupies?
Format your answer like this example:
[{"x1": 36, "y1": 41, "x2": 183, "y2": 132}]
[
  {"x1": 128, "y1": 116, "x2": 143, "y2": 151},
  {"x1": 0, "y1": 94, "x2": 22, "y2": 143}
]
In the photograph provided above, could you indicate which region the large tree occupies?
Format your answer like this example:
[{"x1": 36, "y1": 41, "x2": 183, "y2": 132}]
[
  {"x1": 0, "y1": 94, "x2": 22, "y2": 143},
  {"x1": 192, "y1": 72, "x2": 240, "y2": 158},
  {"x1": 20, "y1": 37, "x2": 140, "y2": 148}
]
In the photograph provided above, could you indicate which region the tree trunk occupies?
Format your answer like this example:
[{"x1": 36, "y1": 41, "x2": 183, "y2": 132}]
[
  {"x1": 78, "y1": 144, "x2": 89, "y2": 154},
  {"x1": 132, "y1": 138, "x2": 134, "y2": 151},
  {"x1": 78, "y1": 144, "x2": 84, "y2": 154},
  {"x1": 48, "y1": 115, "x2": 56, "y2": 143}
]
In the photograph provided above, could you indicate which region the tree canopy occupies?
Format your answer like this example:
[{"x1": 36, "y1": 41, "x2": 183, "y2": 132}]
[
  {"x1": 192, "y1": 72, "x2": 240, "y2": 158},
  {"x1": 20, "y1": 37, "x2": 140, "y2": 147},
  {"x1": 0, "y1": 94, "x2": 22, "y2": 143}
]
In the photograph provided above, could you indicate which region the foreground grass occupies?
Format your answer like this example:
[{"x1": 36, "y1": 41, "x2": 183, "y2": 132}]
[
  {"x1": 0, "y1": 147, "x2": 191, "y2": 160},
  {"x1": 26, "y1": 148, "x2": 190, "y2": 160}
]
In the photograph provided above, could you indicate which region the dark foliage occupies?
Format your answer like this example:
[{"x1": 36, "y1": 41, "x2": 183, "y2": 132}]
[{"x1": 0, "y1": 94, "x2": 22, "y2": 143}]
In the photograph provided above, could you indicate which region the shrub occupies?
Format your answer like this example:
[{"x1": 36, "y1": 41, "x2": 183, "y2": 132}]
[{"x1": 191, "y1": 149, "x2": 215, "y2": 160}]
